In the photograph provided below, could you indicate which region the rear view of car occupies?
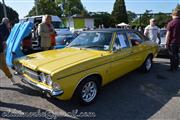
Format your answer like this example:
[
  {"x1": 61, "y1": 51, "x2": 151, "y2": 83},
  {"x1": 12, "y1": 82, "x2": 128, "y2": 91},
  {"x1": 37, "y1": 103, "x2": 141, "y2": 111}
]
[{"x1": 158, "y1": 29, "x2": 168, "y2": 56}]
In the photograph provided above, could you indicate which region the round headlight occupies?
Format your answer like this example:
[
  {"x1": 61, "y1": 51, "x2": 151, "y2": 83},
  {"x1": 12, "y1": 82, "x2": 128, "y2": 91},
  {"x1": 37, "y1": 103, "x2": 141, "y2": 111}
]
[
  {"x1": 40, "y1": 73, "x2": 46, "y2": 83},
  {"x1": 52, "y1": 82, "x2": 60, "y2": 89},
  {"x1": 46, "y1": 75, "x2": 52, "y2": 86}
]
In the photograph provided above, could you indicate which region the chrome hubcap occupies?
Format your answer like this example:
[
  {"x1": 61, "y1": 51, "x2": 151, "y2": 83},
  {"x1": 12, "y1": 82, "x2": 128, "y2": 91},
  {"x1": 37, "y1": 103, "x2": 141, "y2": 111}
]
[
  {"x1": 81, "y1": 81, "x2": 97, "y2": 103},
  {"x1": 146, "y1": 58, "x2": 152, "y2": 70}
]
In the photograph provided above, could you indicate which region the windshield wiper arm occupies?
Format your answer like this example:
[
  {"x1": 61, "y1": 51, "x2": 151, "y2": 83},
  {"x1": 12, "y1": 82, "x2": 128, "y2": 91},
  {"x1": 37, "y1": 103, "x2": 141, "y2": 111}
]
[
  {"x1": 84, "y1": 45, "x2": 104, "y2": 48},
  {"x1": 69, "y1": 44, "x2": 83, "y2": 47}
]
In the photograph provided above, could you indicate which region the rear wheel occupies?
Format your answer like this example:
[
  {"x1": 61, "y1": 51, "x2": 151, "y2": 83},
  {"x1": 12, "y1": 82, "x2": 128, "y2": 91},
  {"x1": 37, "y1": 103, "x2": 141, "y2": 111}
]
[{"x1": 72, "y1": 76, "x2": 100, "y2": 105}]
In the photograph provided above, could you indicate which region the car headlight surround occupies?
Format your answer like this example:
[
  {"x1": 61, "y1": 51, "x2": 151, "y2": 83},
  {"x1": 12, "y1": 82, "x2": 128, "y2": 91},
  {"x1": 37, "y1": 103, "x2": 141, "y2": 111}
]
[
  {"x1": 40, "y1": 73, "x2": 46, "y2": 83},
  {"x1": 46, "y1": 75, "x2": 53, "y2": 86},
  {"x1": 39, "y1": 73, "x2": 53, "y2": 86}
]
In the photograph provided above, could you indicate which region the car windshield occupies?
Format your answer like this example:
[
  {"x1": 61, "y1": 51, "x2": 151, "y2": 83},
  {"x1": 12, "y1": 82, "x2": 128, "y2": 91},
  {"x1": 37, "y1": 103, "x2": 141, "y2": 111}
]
[
  {"x1": 68, "y1": 32, "x2": 113, "y2": 51},
  {"x1": 52, "y1": 22, "x2": 68, "y2": 29}
]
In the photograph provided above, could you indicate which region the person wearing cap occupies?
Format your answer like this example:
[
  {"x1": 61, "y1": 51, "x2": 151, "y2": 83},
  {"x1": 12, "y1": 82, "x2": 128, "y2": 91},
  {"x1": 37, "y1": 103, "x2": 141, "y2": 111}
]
[
  {"x1": 144, "y1": 18, "x2": 161, "y2": 44},
  {"x1": 0, "y1": 17, "x2": 15, "y2": 84},
  {"x1": 166, "y1": 9, "x2": 180, "y2": 72}
]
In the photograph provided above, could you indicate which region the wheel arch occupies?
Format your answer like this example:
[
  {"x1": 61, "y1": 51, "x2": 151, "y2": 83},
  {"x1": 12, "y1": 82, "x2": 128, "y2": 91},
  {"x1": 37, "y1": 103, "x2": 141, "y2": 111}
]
[
  {"x1": 148, "y1": 53, "x2": 154, "y2": 59},
  {"x1": 72, "y1": 73, "x2": 102, "y2": 98}
]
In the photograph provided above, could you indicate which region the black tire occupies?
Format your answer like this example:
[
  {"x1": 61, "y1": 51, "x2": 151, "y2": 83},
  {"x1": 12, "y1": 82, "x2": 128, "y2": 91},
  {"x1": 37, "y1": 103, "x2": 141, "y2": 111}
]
[
  {"x1": 72, "y1": 76, "x2": 100, "y2": 105},
  {"x1": 142, "y1": 55, "x2": 153, "y2": 72}
]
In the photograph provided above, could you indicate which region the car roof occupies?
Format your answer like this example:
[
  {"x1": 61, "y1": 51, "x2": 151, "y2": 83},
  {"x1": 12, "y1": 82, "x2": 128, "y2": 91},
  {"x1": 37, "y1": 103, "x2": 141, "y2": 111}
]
[{"x1": 84, "y1": 28, "x2": 139, "y2": 33}]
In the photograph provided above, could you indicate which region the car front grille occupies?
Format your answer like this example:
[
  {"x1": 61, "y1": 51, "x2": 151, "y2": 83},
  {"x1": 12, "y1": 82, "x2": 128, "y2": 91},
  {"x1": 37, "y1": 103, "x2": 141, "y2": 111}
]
[{"x1": 24, "y1": 67, "x2": 40, "y2": 82}]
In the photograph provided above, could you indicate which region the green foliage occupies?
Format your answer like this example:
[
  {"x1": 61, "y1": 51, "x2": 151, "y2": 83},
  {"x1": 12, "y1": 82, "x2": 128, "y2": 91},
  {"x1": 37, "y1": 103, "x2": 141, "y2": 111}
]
[
  {"x1": 127, "y1": 11, "x2": 137, "y2": 23},
  {"x1": 175, "y1": 4, "x2": 180, "y2": 10},
  {"x1": 131, "y1": 10, "x2": 171, "y2": 28},
  {"x1": 111, "y1": 0, "x2": 128, "y2": 24},
  {"x1": 154, "y1": 13, "x2": 171, "y2": 28},
  {"x1": 0, "y1": 2, "x2": 19, "y2": 25},
  {"x1": 89, "y1": 12, "x2": 113, "y2": 28},
  {"x1": 27, "y1": 0, "x2": 62, "y2": 17},
  {"x1": 139, "y1": 10, "x2": 153, "y2": 26},
  {"x1": 56, "y1": 0, "x2": 88, "y2": 17}
]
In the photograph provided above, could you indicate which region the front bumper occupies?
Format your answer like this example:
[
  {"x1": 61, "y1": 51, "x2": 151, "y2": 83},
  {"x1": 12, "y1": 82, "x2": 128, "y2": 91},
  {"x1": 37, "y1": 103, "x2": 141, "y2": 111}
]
[{"x1": 20, "y1": 75, "x2": 64, "y2": 97}]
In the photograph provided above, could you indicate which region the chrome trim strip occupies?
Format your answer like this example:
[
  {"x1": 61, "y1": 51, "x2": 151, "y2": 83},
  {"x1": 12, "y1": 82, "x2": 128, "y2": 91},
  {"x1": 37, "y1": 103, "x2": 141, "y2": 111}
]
[{"x1": 21, "y1": 76, "x2": 63, "y2": 97}]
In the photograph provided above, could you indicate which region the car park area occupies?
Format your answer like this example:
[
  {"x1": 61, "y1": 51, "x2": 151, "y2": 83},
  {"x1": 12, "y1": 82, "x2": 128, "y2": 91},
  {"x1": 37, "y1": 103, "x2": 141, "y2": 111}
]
[{"x1": 1, "y1": 58, "x2": 180, "y2": 120}]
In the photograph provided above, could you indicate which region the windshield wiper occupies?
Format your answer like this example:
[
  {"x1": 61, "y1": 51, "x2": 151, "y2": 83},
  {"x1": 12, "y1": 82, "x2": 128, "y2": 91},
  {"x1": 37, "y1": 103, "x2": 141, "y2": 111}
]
[
  {"x1": 69, "y1": 44, "x2": 83, "y2": 47},
  {"x1": 84, "y1": 45, "x2": 104, "y2": 48}
]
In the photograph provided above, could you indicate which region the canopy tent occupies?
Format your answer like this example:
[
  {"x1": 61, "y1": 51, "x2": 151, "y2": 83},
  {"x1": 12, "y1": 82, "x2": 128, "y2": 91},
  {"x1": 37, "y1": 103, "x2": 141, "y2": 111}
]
[
  {"x1": 116, "y1": 22, "x2": 130, "y2": 27},
  {"x1": 116, "y1": 22, "x2": 131, "y2": 29}
]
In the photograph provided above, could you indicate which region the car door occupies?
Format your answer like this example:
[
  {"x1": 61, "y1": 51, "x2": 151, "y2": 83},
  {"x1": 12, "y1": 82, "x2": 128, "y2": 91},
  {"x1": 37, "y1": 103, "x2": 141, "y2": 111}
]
[
  {"x1": 109, "y1": 32, "x2": 134, "y2": 81},
  {"x1": 126, "y1": 31, "x2": 147, "y2": 68}
]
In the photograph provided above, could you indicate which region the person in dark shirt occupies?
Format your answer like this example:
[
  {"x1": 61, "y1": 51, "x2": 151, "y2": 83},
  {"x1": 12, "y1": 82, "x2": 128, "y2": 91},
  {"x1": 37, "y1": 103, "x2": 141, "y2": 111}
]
[
  {"x1": 166, "y1": 9, "x2": 180, "y2": 71},
  {"x1": 0, "y1": 17, "x2": 15, "y2": 84},
  {"x1": 0, "y1": 18, "x2": 10, "y2": 52}
]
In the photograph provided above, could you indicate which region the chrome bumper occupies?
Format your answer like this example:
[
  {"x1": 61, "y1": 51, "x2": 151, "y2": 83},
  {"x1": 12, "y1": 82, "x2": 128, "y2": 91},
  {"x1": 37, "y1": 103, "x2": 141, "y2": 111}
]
[{"x1": 21, "y1": 76, "x2": 63, "y2": 97}]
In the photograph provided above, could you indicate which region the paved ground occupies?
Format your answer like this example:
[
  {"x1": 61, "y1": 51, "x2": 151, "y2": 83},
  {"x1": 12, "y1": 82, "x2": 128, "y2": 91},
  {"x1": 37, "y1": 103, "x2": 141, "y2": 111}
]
[{"x1": 0, "y1": 58, "x2": 180, "y2": 120}]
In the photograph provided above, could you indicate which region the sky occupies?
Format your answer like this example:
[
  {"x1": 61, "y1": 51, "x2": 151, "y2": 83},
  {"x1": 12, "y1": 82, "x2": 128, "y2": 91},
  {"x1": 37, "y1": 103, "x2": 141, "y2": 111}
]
[{"x1": 2, "y1": 0, "x2": 180, "y2": 18}]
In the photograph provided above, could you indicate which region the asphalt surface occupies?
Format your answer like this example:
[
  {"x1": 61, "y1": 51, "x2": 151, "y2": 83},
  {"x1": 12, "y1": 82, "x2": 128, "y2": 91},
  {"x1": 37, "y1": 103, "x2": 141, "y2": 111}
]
[{"x1": 0, "y1": 58, "x2": 180, "y2": 120}]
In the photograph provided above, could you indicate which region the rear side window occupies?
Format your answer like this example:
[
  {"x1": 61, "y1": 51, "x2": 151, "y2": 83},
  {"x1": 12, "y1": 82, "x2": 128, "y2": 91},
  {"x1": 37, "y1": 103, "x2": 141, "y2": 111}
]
[{"x1": 127, "y1": 32, "x2": 143, "y2": 46}]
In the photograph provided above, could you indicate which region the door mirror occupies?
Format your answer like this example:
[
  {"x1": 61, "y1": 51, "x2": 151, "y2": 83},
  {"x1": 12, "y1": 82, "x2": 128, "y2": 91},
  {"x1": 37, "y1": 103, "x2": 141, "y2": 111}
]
[{"x1": 113, "y1": 47, "x2": 120, "y2": 53}]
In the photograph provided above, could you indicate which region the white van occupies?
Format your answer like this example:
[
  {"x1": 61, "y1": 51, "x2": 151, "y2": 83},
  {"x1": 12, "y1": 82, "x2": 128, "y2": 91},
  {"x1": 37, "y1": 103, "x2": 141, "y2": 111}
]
[{"x1": 21, "y1": 15, "x2": 72, "y2": 35}]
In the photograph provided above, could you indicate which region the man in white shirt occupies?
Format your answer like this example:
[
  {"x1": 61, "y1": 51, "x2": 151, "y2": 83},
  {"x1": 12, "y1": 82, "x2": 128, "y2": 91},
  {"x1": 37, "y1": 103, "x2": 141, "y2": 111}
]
[{"x1": 144, "y1": 18, "x2": 161, "y2": 44}]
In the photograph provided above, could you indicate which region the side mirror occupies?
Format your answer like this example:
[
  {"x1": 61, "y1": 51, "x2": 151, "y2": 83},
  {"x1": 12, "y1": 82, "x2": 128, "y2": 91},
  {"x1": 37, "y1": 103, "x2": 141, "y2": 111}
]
[{"x1": 113, "y1": 47, "x2": 120, "y2": 53}]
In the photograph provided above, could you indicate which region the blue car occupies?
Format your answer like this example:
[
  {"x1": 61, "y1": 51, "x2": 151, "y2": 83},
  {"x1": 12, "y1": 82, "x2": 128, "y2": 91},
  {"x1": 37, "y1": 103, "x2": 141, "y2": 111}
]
[{"x1": 54, "y1": 34, "x2": 75, "y2": 49}]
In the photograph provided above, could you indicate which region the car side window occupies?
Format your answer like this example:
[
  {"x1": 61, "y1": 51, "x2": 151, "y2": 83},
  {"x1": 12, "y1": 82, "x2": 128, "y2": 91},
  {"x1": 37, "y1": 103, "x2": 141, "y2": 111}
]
[
  {"x1": 113, "y1": 33, "x2": 130, "y2": 51},
  {"x1": 127, "y1": 32, "x2": 143, "y2": 46}
]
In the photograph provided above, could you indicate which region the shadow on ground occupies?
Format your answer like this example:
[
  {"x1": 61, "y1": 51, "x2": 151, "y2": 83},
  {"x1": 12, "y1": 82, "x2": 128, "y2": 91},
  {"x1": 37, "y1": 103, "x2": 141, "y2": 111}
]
[
  {"x1": 1, "y1": 62, "x2": 180, "y2": 120},
  {"x1": 48, "y1": 62, "x2": 180, "y2": 120}
]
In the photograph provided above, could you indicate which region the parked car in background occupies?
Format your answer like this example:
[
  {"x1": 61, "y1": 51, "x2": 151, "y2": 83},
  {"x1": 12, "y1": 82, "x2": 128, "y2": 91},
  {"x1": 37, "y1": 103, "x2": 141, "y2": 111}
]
[
  {"x1": 20, "y1": 15, "x2": 71, "y2": 35},
  {"x1": 54, "y1": 34, "x2": 75, "y2": 49},
  {"x1": 14, "y1": 29, "x2": 158, "y2": 105},
  {"x1": 158, "y1": 29, "x2": 168, "y2": 56},
  {"x1": 20, "y1": 15, "x2": 72, "y2": 50}
]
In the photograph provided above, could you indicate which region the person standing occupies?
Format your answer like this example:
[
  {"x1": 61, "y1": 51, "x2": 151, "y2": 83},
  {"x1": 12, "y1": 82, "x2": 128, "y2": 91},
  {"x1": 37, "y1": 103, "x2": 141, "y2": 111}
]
[
  {"x1": 144, "y1": 18, "x2": 161, "y2": 44},
  {"x1": 166, "y1": 9, "x2": 180, "y2": 72},
  {"x1": 0, "y1": 17, "x2": 15, "y2": 84},
  {"x1": 38, "y1": 15, "x2": 56, "y2": 50}
]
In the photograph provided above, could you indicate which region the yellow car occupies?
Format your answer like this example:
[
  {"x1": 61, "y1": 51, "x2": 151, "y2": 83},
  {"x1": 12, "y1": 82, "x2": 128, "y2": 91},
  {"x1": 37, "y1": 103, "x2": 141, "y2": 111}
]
[{"x1": 14, "y1": 29, "x2": 158, "y2": 105}]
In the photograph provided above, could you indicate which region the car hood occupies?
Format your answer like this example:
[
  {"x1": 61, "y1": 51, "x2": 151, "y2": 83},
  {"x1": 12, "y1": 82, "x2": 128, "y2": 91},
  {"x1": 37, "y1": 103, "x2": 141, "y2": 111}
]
[
  {"x1": 19, "y1": 47, "x2": 106, "y2": 74},
  {"x1": 6, "y1": 21, "x2": 33, "y2": 67}
]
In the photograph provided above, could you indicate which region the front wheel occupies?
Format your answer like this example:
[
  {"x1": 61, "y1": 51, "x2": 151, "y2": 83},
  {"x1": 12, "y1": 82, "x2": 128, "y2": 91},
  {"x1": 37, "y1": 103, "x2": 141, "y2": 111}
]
[
  {"x1": 72, "y1": 77, "x2": 100, "y2": 105},
  {"x1": 142, "y1": 56, "x2": 153, "y2": 72}
]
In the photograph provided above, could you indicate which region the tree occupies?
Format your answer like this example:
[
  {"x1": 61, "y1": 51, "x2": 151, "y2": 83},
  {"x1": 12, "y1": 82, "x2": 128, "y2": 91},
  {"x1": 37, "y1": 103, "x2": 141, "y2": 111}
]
[
  {"x1": 175, "y1": 4, "x2": 180, "y2": 10},
  {"x1": 111, "y1": 0, "x2": 128, "y2": 24},
  {"x1": 0, "y1": 2, "x2": 19, "y2": 25},
  {"x1": 56, "y1": 0, "x2": 88, "y2": 17},
  {"x1": 154, "y1": 12, "x2": 171, "y2": 28},
  {"x1": 127, "y1": 11, "x2": 137, "y2": 23},
  {"x1": 27, "y1": 0, "x2": 62, "y2": 17},
  {"x1": 89, "y1": 12, "x2": 113, "y2": 28},
  {"x1": 131, "y1": 10, "x2": 171, "y2": 28}
]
